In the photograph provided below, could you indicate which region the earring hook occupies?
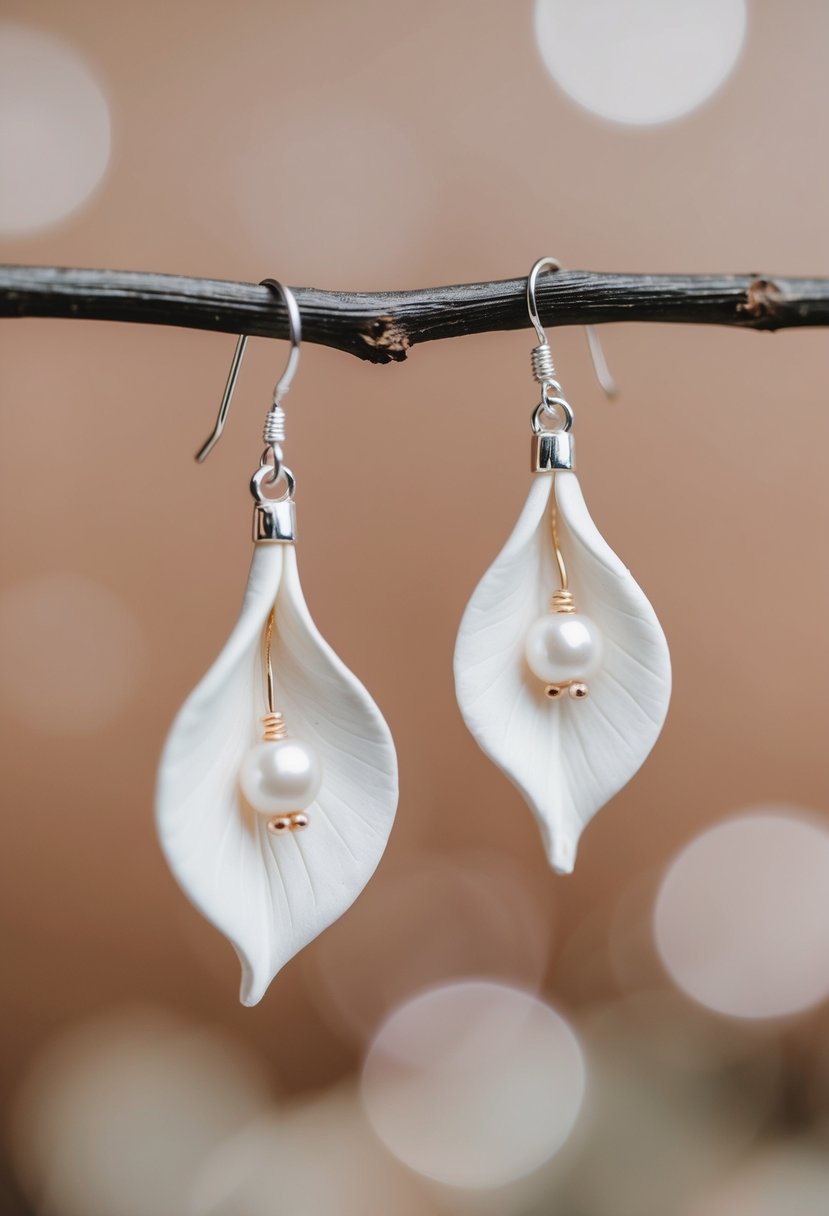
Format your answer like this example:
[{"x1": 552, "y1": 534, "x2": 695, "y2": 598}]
[
  {"x1": 526, "y1": 257, "x2": 617, "y2": 398},
  {"x1": 195, "y1": 278, "x2": 302, "y2": 463}
]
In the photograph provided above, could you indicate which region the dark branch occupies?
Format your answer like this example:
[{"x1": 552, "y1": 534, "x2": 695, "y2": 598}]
[{"x1": 1, "y1": 264, "x2": 828, "y2": 365}]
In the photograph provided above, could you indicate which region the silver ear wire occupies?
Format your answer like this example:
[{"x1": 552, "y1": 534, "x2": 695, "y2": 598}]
[
  {"x1": 195, "y1": 278, "x2": 301, "y2": 542},
  {"x1": 526, "y1": 257, "x2": 618, "y2": 402},
  {"x1": 527, "y1": 257, "x2": 618, "y2": 474},
  {"x1": 195, "y1": 278, "x2": 302, "y2": 463}
]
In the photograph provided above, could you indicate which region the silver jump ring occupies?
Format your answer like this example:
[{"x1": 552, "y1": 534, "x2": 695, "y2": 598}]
[
  {"x1": 542, "y1": 383, "x2": 572, "y2": 412},
  {"x1": 532, "y1": 400, "x2": 574, "y2": 435},
  {"x1": 541, "y1": 395, "x2": 575, "y2": 430},
  {"x1": 250, "y1": 464, "x2": 296, "y2": 503}
]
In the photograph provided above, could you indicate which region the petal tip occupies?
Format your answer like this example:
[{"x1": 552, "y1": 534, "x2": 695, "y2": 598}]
[
  {"x1": 239, "y1": 963, "x2": 270, "y2": 1008},
  {"x1": 543, "y1": 826, "x2": 579, "y2": 875}
]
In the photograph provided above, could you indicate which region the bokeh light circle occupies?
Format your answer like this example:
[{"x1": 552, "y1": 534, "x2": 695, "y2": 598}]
[
  {"x1": 654, "y1": 809, "x2": 829, "y2": 1019},
  {"x1": 10, "y1": 1008, "x2": 271, "y2": 1216},
  {"x1": 0, "y1": 573, "x2": 144, "y2": 733},
  {"x1": 361, "y1": 980, "x2": 585, "y2": 1189},
  {"x1": 0, "y1": 23, "x2": 111, "y2": 234},
  {"x1": 534, "y1": 0, "x2": 746, "y2": 126}
]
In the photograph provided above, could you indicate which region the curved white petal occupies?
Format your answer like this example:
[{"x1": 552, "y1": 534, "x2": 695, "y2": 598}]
[
  {"x1": 454, "y1": 472, "x2": 671, "y2": 874},
  {"x1": 156, "y1": 544, "x2": 398, "y2": 1005}
]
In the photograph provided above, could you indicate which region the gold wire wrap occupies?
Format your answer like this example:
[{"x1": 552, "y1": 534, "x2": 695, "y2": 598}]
[
  {"x1": 550, "y1": 589, "x2": 576, "y2": 613},
  {"x1": 262, "y1": 711, "x2": 288, "y2": 741}
]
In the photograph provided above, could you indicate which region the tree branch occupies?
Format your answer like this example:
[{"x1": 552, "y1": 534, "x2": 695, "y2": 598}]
[{"x1": 1, "y1": 264, "x2": 827, "y2": 365}]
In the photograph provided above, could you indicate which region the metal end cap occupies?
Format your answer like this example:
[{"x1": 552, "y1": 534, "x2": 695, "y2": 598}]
[
  {"x1": 253, "y1": 500, "x2": 296, "y2": 543},
  {"x1": 532, "y1": 431, "x2": 575, "y2": 473}
]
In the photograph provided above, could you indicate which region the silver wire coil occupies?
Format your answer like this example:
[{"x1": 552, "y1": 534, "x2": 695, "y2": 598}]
[
  {"x1": 531, "y1": 343, "x2": 557, "y2": 385},
  {"x1": 263, "y1": 405, "x2": 287, "y2": 445}
]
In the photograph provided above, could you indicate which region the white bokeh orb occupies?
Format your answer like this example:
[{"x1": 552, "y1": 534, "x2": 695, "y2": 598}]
[
  {"x1": 0, "y1": 23, "x2": 111, "y2": 234},
  {"x1": 10, "y1": 1008, "x2": 272, "y2": 1216},
  {"x1": 534, "y1": 0, "x2": 746, "y2": 126},
  {"x1": 360, "y1": 980, "x2": 586, "y2": 1189},
  {"x1": 654, "y1": 809, "x2": 829, "y2": 1019}
]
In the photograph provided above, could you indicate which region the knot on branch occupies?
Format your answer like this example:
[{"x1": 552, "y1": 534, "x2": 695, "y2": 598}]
[
  {"x1": 738, "y1": 277, "x2": 784, "y2": 328},
  {"x1": 358, "y1": 314, "x2": 411, "y2": 364}
]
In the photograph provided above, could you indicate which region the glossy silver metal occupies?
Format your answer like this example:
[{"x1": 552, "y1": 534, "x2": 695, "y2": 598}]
[
  {"x1": 527, "y1": 256, "x2": 563, "y2": 347},
  {"x1": 262, "y1": 404, "x2": 287, "y2": 445},
  {"x1": 532, "y1": 400, "x2": 574, "y2": 434},
  {"x1": 250, "y1": 464, "x2": 296, "y2": 503},
  {"x1": 526, "y1": 257, "x2": 618, "y2": 400},
  {"x1": 251, "y1": 465, "x2": 297, "y2": 542},
  {"x1": 195, "y1": 279, "x2": 302, "y2": 463},
  {"x1": 253, "y1": 501, "x2": 297, "y2": 543},
  {"x1": 530, "y1": 377, "x2": 575, "y2": 470},
  {"x1": 532, "y1": 430, "x2": 575, "y2": 472}
]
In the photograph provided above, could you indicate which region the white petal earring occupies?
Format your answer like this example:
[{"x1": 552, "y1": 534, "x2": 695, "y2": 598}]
[
  {"x1": 454, "y1": 258, "x2": 671, "y2": 873},
  {"x1": 156, "y1": 280, "x2": 398, "y2": 1005}
]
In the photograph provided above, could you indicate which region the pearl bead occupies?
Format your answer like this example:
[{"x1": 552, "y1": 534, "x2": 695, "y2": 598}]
[
  {"x1": 240, "y1": 738, "x2": 322, "y2": 815},
  {"x1": 524, "y1": 612, "x2": 603, "y2": 685}
]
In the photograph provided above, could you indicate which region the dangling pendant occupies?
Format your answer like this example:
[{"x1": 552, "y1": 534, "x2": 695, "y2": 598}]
[
  {"x1": 156, "y1": 288, "x2": 398, "y2": 1005},
  {"x1": 454, "y1": 463, "x2": 670, "y2": 875},
  {"x1": 454, "y1": 261, "x2": 671, "y2": 874}
]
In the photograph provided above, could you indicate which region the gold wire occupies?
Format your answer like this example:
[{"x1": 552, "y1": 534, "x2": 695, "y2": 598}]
[
  {"x1": 550, "y1": 472, "x2": 568, "y2": 591},
  {"x1": 264, "y1": 607, "x2": 275, "y2": 715}
]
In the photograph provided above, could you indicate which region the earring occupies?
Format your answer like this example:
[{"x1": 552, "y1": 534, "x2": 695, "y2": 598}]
[
  {"x1": 454, "y1": 258, "x2": 671, "y2": 873},
  {"x1": 156, "y1": 280, "x2": 398, "y2": 1006}
]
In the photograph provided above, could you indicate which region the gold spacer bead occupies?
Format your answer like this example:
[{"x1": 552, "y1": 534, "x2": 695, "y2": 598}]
[
  {"x1": 569, "y1": 682, "x2": 589, "y2": 699},
  {"x1": 267, "y1": 815, "x2": 292, "y2": 834}
]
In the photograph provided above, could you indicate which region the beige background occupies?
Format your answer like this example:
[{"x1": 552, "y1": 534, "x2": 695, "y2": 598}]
[{"x1": 1, "y1": 2, "x2": 829, "y2": 1210}]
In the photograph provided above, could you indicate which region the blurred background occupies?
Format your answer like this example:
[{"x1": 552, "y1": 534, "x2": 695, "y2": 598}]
[{"x1": 2, "y1": 1, "x2": 829, "y2": 1212}]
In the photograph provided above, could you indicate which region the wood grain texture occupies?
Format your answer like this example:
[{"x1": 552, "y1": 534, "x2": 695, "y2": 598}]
[{"x1": 2, "y1": 264, "x2": 828, "y2": 364}]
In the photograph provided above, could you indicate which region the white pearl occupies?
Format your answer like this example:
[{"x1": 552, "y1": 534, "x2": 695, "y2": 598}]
[
  {"x1": 240, "y1": 738, "x2": 322, "y2": 815},
  {"x1": 524, "y1": 613, "x2": 603, "y2": 684}
]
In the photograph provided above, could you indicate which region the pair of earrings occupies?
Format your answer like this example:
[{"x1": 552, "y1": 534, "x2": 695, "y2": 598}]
[{"x1": 156, "y1": 260, "x2": 671, "y2": 1005}]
